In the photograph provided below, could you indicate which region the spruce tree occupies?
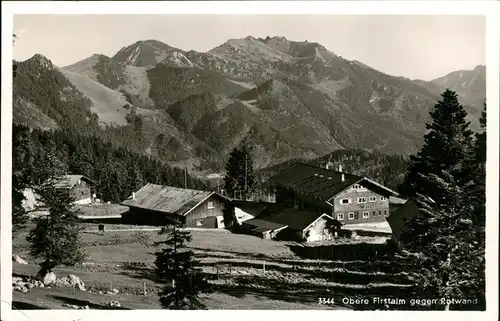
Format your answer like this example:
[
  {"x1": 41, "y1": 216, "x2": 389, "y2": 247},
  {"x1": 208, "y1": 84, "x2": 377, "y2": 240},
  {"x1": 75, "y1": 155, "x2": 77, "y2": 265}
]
[
  {"x1": 400, "y1": 89, "x2": 474, "y2": 209},
  {"x1": 224, "y1": 145, "x2": 256, "y2": 199},
  {"x1": 27, "y1": 148, "x2": 86, "y2": 278},
  {"x1": 468, "y1": 103, "x2": 486, "y2": 227},
  {"x1": 154, "y1": 220, "x2": 211, "y2": 309},
  {"x1": 402, "y1": 185, "x2": 485, "y2": 310},
  {"x1": 12, "y1": 125, "x2": 33, "y2": 231},
  {"x1": 399, "y1": 96, "x2": 486, "y2": 310}
]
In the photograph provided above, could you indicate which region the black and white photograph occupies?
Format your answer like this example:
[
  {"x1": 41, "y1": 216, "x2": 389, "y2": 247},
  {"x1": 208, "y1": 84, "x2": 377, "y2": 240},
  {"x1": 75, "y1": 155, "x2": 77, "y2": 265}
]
[{"x1": 1, "y1": 1, "x2": 499, "y2": 320}]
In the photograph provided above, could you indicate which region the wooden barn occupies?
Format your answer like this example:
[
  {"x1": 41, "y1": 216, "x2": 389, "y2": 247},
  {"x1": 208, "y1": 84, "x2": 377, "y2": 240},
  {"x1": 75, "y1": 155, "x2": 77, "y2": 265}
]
[
  {"x1": 121, "y1": 183, "x2": 231, "y2": 228},
  {"x1": 55, "y1": 175, "x2": 95, "y2": 205}
]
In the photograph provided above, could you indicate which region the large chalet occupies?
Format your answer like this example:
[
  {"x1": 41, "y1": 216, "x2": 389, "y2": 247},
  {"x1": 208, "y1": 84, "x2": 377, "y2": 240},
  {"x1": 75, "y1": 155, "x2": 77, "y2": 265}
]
[{"x1": 269, "y1": 163, "x2": 400, "y2": 225}]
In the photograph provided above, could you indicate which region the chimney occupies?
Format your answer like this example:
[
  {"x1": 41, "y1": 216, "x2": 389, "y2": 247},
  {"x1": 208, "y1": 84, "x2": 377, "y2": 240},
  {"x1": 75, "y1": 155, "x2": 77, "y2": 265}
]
[
  {"x1": 341, "y1": 173, "x2": 345, "y2": 182},
  {"x1": 132, "y1": 192, "x2": 136, "y2": 200},
  {"x1": 325, "y1": 163, "x2": 329, "y2": 170},
  {"x1": 338, "y1": 164, "x2": 343, "y2": 172}
]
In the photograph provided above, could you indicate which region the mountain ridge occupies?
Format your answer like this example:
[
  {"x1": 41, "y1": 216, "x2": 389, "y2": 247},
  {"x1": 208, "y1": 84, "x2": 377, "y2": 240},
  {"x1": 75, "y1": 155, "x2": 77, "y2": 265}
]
[{"x1": 14, "y1": 36, "x2": 485, "y2": 175}]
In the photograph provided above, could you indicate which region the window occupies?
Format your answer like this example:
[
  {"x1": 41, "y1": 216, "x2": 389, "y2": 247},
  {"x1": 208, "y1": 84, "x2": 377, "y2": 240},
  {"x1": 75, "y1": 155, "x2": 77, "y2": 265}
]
[
  {"x1": 348, "y1": 212, "x2": 355, "y2": 220},
  {"x1": 337, "y1": 213, "x2": 344, "y2": 220},
  {"x1": 380, "y1": 196, "x2": 387, "y2": 201},
  {"x1": 369, "y1": 196, "x2": 377, "y2": 202},
  {"x1": 207, "y1": 201, "x2": 214, "y2": 209},
  {"x1": 384, "y1": 210, "x2": 388, "y2": 215},
  {"x1": 357, "y1": 197, "x2": 367, "y2": 203},
  {"x1": 340, "y1": 198, "x2": 350, "y2": 204},
  {"x1": 353, "y1": 184, "x2": 361, "y2": 189},
  {"x1": 372, "y1": 211, "x2": 377, "y2": 216},
  {"x1": 362, "y1": 211, "x2": 369, "y2": 218}
]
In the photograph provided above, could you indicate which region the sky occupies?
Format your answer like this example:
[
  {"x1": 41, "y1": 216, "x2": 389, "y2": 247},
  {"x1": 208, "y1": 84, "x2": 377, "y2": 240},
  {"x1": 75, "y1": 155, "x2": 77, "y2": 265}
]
[{"x1": 13, "y1": 14, "x2": 485, "y2": 80}]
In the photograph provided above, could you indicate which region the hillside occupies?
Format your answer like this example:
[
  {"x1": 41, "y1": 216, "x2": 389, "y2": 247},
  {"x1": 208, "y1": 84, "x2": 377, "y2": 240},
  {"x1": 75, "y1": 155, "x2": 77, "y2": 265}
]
[
  {"x1": 63, "y1": 54, "x2": 154, "y2": 108},
  {"x1": 430, "y1": 65, "x2": 486, "y2": 108},
  {"x1": 13, "y1": 54, "x2": 215, "y2": 172},
  {"x1": 59, "y1": 69, "x2": 132, "y2": 127},
  {"x1": 14, "y1": 36, "x2": 486, "y2": 174}
]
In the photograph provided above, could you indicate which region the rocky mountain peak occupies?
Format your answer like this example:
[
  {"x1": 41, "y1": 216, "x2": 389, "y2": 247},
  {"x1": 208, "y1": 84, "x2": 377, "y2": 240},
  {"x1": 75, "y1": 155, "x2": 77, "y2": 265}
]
[{"x1": 28, "y1": 54, "x2": 54, "y2": 70}]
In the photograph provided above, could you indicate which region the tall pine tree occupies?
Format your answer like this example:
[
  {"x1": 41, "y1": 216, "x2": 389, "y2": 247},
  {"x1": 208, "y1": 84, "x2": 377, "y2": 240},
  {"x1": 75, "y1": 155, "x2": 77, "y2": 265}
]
[
  {"x1": 12, "y1": 125, "x2": 34, "y2": 231},
  {"x1": 224, "y1": 145, "x2": 256, "y2": 200},
  {"x1": 400, "y1": 89, "x2": 474, "y2": 210},
  {"x1": 27, "y1": 148, "x2": 86, "y2": 278},
  {"x1": 399, "y1": 94, "x2": 486, "y2": 310},
  {"x1": 154, "y1": 220, "x2": 211, "y2": 309}
]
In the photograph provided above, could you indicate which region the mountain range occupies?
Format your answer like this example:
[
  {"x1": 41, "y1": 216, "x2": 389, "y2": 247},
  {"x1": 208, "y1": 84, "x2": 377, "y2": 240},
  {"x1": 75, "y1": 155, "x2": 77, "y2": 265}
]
[{"x1": 12, "y1": 36, "x2": 486, "y2": 175}]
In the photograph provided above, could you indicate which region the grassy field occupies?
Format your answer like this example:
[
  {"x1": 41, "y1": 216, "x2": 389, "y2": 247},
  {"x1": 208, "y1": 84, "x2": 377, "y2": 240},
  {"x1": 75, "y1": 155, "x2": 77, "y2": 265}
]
[{"x1": 12, "y1": 219, "x2": 413, "y2": 310}]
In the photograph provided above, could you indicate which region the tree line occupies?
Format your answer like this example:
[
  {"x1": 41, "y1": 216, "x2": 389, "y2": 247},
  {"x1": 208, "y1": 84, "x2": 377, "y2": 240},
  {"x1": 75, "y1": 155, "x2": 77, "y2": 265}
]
[{"x1": 12, "y1": 124, "x2": 208, "y2": 227}]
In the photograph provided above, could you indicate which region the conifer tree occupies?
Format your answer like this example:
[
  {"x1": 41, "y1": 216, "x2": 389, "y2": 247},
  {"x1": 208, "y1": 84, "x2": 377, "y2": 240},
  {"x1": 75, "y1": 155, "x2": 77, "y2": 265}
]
[
  {"x1": 468, "y1": 103, "x2": 486, "y2": 227},
  {"x1": 401, "y1": 184, "x2": 485, "y2": 310},
  {"x1": 400, "y1": 89, "x2": 474, "y2": 209},
  {"x1": 224, "y1": 145, "x2": 256, "y2": 199},
  {"x1": 27, "y1": 147, "x2": 86, "y2": 279},
  {"x1": 399, "y1": 96, "x2": 486, "y2": 310},
  {"x1": 154, "y1": 220, "x2": 211, "y2": 309},
  {"x1": 12, "y1": 125, "x2": 33, "y2": 231}
]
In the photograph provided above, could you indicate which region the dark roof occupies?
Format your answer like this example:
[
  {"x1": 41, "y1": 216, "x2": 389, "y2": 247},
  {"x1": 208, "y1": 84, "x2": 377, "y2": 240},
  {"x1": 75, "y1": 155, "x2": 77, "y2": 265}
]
[
  {"x1": 242, "y1": 218, "x2": 288, "y2": 233},
  {"x1": 270, "y1": 163, "x2": 361, "y2": 202},
  {"x1": 270, "y1": 163, "x2": 399, "y2": 204},
  {"x1": 54, "y1": 175, "x2": 93, "y2": 189},
  {"x1": 121, "y1": 183, "x2": 226, "y2": 216}
]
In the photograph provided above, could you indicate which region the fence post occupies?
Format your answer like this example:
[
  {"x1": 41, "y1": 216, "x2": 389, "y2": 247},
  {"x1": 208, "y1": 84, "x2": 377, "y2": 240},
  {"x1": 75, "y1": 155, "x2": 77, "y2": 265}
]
[
  {"x1": 263, "y1": 262, "x2": 266, "y2": 273},
  {"x1": 216, "y1": 265, "x2": 219, "y2": 280},
  {"x1": 143, "y1": 282, "x2": 147, "y2": 296}
]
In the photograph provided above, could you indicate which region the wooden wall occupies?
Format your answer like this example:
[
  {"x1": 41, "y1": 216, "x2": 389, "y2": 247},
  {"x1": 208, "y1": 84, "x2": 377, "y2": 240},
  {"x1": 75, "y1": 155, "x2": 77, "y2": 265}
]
[{"x1": 184, "y1": 195, "x2": 227, "y2": 228}]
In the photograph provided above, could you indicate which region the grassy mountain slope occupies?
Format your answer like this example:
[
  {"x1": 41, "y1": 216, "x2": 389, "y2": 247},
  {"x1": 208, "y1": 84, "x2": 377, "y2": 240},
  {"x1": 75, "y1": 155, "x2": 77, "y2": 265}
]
[
  {"x1": 63, "y1": 54, "x2": 154, "y2": 108},
  {"x1": 59, "y1": 69, "x2": 132, "y2": 126}
]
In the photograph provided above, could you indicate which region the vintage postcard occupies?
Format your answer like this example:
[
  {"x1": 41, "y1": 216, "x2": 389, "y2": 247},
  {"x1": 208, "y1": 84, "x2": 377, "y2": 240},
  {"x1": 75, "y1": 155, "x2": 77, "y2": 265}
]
[{"x1": 1, "y1": 1, "x2": 499, "y2": 321}]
